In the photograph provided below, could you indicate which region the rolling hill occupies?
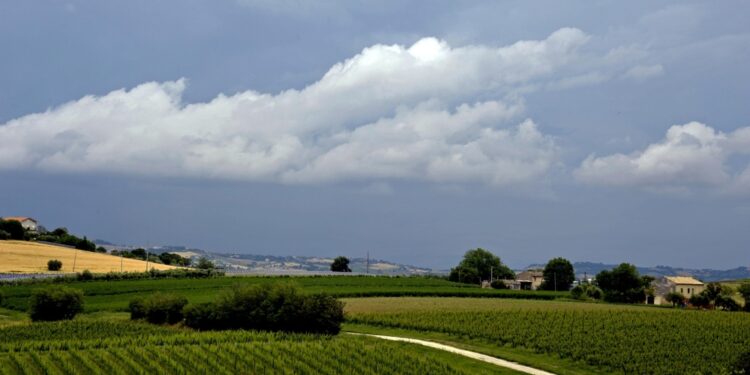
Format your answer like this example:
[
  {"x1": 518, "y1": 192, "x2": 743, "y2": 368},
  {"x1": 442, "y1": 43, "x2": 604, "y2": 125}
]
[{"x1": 0, "y1": 240, "x2": 176, "y2": 273}]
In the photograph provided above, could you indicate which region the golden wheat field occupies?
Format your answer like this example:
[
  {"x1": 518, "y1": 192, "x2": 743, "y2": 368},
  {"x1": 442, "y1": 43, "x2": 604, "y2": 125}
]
[{"x1": 0, "y1": 240, "x2": 176, "y2": 273}]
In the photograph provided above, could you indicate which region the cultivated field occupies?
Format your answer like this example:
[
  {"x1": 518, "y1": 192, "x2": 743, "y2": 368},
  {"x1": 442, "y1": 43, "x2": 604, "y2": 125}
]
[
  {"x1": 0, "y1": 241, "x2": 175, "y2": 273},
  {"x1": 345, "y1": 297, "x2": 750, "y2": 374},
  {"x1": 1, "y1": 276, "x2": 748, "y2": 374},
  {"x1": 0, "y1": 317, "x2": 515, "y2": 374}
]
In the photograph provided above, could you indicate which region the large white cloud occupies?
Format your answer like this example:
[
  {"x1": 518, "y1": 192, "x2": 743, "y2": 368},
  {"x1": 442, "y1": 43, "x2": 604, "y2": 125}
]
[
  {"x1": 575, "y1": 122, "x2": 750, "y2": 192},
  {"x1": 0, "y1": 28, "x2": 646, "y2": 186}
]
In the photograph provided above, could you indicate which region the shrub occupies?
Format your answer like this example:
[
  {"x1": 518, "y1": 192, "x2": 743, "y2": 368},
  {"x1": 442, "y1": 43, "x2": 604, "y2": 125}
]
[
  {"x1": 490, "y1": 280, "x2": 507, "y2": 289},
  {"x1": 77, "y1": 269, "x2": 94, "y2": 281},
  {"x1": 665, "y1": 292, "x2": 686, "y2": 307},
  {"x1": 0, "y1": 229, "x2": 10, "y2": 240},
  {"x1": 689, "y1": 293, "x2": 711, "y2": 308},
  {"x1": 29, "y1": 286, "x2": 84, "y2": 321},
  {"x1": 184, "y1": 303, "x2": 220, "y2": 330},
  {"x1": 716, "y1": 294, "x2": 741, "y2": 312},
  {"x1": 570, "y1": 284, "x2": 603, "y2": 300},
  {"x1": 129, "y1": 293, "x2": 188, "y2": 324},
  {"x1": 47, "y1": 259, "x2": 63, "y2": 271},
  {"x1": 184, "y1": 283, "x2": 344, "y2": 334},
  {"x1": 0, "y1": 289, "x2": 4, "y2": 306}
]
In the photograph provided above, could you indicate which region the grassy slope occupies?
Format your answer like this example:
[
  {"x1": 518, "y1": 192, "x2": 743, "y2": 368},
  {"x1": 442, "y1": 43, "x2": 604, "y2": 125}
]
[
  {"x1": 0, "y1": 276, "x2": 566, "y2": 312},
  {"x1": 0, "y1": 240, "x2": 175, "y2": 273}
]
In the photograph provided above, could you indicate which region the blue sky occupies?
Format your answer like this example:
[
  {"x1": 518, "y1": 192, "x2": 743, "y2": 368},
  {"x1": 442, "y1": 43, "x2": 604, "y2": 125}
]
[{"x1": 1, "y1": 1, "x2": 749, "y2": 269}]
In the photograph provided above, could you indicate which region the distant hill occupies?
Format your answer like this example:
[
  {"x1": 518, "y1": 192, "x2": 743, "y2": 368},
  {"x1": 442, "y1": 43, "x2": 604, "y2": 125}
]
[
  {"x1": 206, "y1": 252, "x2": 435, "y2": 275},
  {"x1": 94, "y1": 239, "x2": 749, "y2": 280},
  {"x1": 95, "y1": 242, "x2": 436, "y2": 275},
  {"x1": 526, "y1": 261, "x2": 750, "y2": 282},
  {"x1": 0, "y1": 240, "x2": 176, "y2": 273}
]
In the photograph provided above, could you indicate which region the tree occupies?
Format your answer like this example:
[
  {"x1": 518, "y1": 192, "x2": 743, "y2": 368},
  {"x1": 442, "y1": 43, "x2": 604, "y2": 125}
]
[
  {"x1": 29, "y1": 286, "x2": 84, "y2": 321},
  {"x1": 75, "y1": 236, "x2": 96, "y2": 251},
  {"x1": 330, "y1": 256, "x2": 351, "y2": 272},
  {"x1": 183, "y1": 283, "x2": 344, "y2": 334},
  {"x1": 540, "y1": 257, "x2": 575, "y2": 291},
  {"x1": 704, "y1": 282, "x2": 724, "y2": 301},
  {"x1": 689, "y1": 293, "x2": 711, "y2": 309},
  {"x1": 0, "y1": 220, "x2": 25, "y2": 240},
  {"x1": 595, "y1": 263, "x2": 652, "y2": 303},
  {"x1": 738, "y1": 283, "x2": 750, "y2": 312},
  {"x1": 448, "y1": 248, "x2": 514, "y2": 285},
  {"x1": 47, "y1": 259, "x2": 63, "y2": 271},
  {"x1": 196, "y1": 257, "x2": 215, "y2": 270},
  {"x1": 51, "y1": 227, "x2": 68, "y2": 236},
  {"x1": 130, "y1": 248, "x2": 147, "y2": 260},
  {"x1": 715, "y1": 293, "x2": 741, "y2": 311},
  {"x1": 159, "y1": 252, "x2": 190, "y2": 266},
  {"x1": 665, "y1": 292, "x2": 686, "y2": 307}
]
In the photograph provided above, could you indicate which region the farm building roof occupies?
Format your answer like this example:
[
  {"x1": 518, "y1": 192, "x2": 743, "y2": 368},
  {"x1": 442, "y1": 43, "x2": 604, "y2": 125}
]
[
  {"x1": 665, "y1": 276, "x2": 704, "y2": 285},
  {"x1": 1, "y1": 216, "x2": 36, "y2": 223}
]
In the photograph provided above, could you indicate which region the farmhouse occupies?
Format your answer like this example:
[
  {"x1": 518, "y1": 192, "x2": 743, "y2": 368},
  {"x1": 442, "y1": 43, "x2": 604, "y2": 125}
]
[
  {"x1": 503, "y1": 270, "x2": 544, "y2": 290},
  {"x1": 1, "y1": 216, "x2": 38, "y2": 232},
  {"x1": 651, "y1": 276, "x2": 705, "y2": 305}
]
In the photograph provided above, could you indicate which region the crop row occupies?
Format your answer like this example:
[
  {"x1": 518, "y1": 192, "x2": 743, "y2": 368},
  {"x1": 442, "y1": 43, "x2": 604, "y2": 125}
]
[
  {"x1": 0, "y1": 335, "x2": 466, "y2": 375},
  {"x1": 349, "y1": 307, "x2": 750, "y2": 374}
]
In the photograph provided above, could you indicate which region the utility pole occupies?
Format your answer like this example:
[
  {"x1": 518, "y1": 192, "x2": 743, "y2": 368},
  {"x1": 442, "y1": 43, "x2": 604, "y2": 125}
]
[
  {"x1": 120, "y1": 251, "x2": 124, "y2": 273},
  {"x1": 554, "y1": 272, "x2": 557, "y2": 292},
  {"x1": 366, "y1": 251, "x2": 370, "y2": 275},
  {"x1": 490, "y1": 266, "x2": 493, "y2": 282},
  {"x1": 145, "y1": 248, "x2": 150, "y2": 272},
  {"x1": 72, "y1": 247, "x2": 78, "y2": 273}
]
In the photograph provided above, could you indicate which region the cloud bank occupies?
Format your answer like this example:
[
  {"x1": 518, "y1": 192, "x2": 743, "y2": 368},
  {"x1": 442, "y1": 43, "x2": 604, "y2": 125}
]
[
  {"x1": 0, "y1": 28, "x2": 653, "y2": 187},
  {"x1": 575, "y1": 122, "x2": 750, "y2": 193}
]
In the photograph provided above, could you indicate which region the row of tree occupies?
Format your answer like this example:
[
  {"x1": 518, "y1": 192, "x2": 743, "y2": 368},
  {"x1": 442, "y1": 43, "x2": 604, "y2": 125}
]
[
  {"x1": 447, "y1": 248, "x2": 575, "y2": 291},
  {"x1": 447, "y1": 248, "x2": 749, "y2": 311}
]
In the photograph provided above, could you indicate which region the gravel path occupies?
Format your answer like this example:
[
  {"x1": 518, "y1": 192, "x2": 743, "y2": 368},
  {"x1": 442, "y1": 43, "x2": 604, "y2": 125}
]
[{"x1": 349, "y1": 333, "x2": 556, "y2": 375}]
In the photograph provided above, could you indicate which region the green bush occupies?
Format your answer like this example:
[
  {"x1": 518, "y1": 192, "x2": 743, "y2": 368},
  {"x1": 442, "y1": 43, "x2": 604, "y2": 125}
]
[
  {"x1": 47, "y1": 259, "x2": 63, "y2": 271},
  {"x1": 29, "y1": 286, "x2": 84, "y2": 321},
  {"x1": 0, "y1": 229, "x2": 10, "y2": 240},
  {"x1": 183, "y1": 302, "x2": 220, "y2": 330},
  {"x1": 490, "y1": 280, "x2": 507, "y2": 289},
  {"x1": 0, "y1": 289, "x2": 5, "y2": 306},
  {"x1": 129, "y1": 293, "x2": 188, "y2": 324},
  {"x1": 77, "y1": 269, "x2": 94, "y2": 281},
  {"x1": 183, "y1": 283, "x2": 344, "y2": 334},
  {"x1": 570, "y1": 284, "x2": 603, "y2": 300}
]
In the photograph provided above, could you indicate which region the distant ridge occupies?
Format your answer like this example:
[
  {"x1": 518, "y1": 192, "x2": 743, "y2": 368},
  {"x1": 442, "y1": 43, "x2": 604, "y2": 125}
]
[{"x1": 94, "y1": 240, "x2": 749, "y2": 280}]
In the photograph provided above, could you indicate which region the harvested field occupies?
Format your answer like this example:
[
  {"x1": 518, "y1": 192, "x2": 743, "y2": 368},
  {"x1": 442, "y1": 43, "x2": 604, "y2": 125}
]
[{"x1": 0, "y1": 240, "x2": 176, "y2": 273}]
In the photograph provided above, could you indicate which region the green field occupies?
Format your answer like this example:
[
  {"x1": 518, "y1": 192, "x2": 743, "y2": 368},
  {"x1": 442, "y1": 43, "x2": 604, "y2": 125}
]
[
  {"x1": 345, "y1": 297, "x2": 750, "y2": 374},
  {"x1": 2, "y1": 276, "x2": 749, "y2": 374},
  {"x1": 0, "y1": 276, "x2": 564, "y2": 312}
]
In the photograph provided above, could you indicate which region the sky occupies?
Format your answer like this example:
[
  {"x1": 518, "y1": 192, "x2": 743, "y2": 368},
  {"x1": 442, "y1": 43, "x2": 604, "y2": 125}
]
[{"x1": 1, "y1": 1, "x2": 749, "y2": 270}]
